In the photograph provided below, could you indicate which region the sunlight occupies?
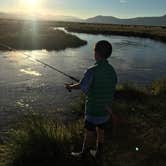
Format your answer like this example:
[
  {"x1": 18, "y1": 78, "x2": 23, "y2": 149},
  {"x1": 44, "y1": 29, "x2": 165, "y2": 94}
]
[
  {"x1": 29, "y1": 0, "x2": 37, "y2": 7},
  {"x1": 20, "y1": 0, "x2": 40, "y2": 12},
  {"x1": 6, "y1": 50, "x2": 48, "y2": 68}
]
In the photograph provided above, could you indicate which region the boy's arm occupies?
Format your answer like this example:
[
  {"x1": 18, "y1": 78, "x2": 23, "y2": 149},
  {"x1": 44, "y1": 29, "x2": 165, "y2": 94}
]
[
  {"x1": 65, "y1": 83, "x2": 81, "y2": 91},
  {"x1": 64, "y1": 68, "x2": 93, "y2": 93}
]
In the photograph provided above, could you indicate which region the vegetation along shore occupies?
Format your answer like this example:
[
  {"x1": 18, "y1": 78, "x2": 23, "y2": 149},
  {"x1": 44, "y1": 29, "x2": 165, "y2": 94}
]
[
  {"x1": 1, "y1": 19, "x2": 166, "y2": 52},
  {"x1": 0, "y1": 19, "x2": 87, "y2": 51},
  {"x1": 56, "y1": 22, "x2": 166, "y2": 43}
]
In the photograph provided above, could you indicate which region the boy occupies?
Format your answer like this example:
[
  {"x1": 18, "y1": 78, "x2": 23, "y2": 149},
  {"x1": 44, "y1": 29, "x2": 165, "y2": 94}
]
[{"x1": 65, "y1": 40, "x2": 117, "y2": 161}]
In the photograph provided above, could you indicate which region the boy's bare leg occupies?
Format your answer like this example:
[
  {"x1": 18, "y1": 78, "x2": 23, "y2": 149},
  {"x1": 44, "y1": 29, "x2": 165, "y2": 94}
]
[
  {"x1": 82, "y1": 129, "x2": 94, "y2": 152},
  {"x1": 96, "y1": 127, "x2": 104, "y2": 145},
  {"x1": 90, "y1": 127, "x2": 105, "y2": 156},
  {"x1": 96, "y1": 127, "x2": 104, "y2": 157},
  {"x1": 71, "y1": 129, "x2": 94, "y2": 157},
  {"x1": 94, "y1": 127, "x2": 105, "y2": 165}
]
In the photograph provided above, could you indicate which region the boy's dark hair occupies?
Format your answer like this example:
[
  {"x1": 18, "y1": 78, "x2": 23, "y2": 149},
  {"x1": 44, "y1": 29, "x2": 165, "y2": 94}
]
[{"x1": 95, "y1": 40, "x2": 112, "y2": 59}]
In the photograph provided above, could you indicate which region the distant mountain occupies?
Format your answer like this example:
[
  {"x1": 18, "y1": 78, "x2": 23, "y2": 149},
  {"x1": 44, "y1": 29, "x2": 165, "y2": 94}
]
[
  {"x1": 0, "y1": 12, "x2": 17, "y2": 19},
  {"x1": 0, "y1": 12, "x2": 166, "y2": 26},
  {"x1": 0, "y1": 12, "x2": 82, "y2": 22},
  {"x1": 0, "y1": 12, "x2": 37, "y2": 20},
  {"x1": 86, "y1": 15, "x2": 166, "y2": 26},
  {"x1": 52, "y1": 15, "x2": 82, "y2": 22}
]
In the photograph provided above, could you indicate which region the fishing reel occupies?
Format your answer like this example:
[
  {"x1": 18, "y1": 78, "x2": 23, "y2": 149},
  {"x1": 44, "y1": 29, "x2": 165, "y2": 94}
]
[{"x1": 65, "y1": 82, "x2": 73, "y2": 92}]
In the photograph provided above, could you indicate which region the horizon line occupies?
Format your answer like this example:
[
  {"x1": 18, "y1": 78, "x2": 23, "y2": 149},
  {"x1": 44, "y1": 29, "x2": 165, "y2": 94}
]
[{"x1": 0, "y1": 11, "x2": 165, "y2": 20}]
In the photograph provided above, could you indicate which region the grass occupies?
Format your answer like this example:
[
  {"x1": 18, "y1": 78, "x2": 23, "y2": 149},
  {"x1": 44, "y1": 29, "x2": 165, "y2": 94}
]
[
  {"x1": 0, "y1": 79, "x2": 166, "y2": 166},
  {"x1": 55, "y1": 22, "x2": 166, "y2": 43},
  {"x1": 1, "y1": 114, "x2": 89, "y2": 166},
  {"x1": 0, "y1": 19, "x2": 87, "y2": 50}
]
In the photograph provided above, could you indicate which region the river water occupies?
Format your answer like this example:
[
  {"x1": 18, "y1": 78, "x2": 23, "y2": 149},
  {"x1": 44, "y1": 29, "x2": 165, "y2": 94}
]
[{"x1": 0, "y1": 28, "x2": 166, "y2": 131}]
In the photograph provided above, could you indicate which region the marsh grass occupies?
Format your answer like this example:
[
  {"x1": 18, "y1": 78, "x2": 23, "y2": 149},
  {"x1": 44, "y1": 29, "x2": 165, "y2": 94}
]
[
  {"x1": 0, "y1": 19, "x2": 87, "y2": 50},
  {"x1": 9, "y1": 115, "x2": 67, "y2": 165},
  {"x1": 3, "y1": 113, "x2": 84, "y2": 166},
  {"x1": 60, "y1": 22, "x2": 166, "y2": 43}
]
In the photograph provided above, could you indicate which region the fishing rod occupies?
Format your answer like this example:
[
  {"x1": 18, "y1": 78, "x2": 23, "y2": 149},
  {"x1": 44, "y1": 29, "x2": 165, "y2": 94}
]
[{"x1": 0, "y1": 43, "x2": 80, "y2": 82}]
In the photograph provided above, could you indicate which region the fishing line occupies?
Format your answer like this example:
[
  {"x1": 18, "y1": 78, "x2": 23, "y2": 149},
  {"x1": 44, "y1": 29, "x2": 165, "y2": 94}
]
[
  {"x1": 0, "y1": 42, "x2": 130, "y2": 83},
  {"x1": 0, "y1": 43, "x2": 79, "y2": 82}
]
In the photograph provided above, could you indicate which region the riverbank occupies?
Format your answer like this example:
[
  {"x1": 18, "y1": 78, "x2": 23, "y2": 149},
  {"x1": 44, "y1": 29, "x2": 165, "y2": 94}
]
[
  {"x1": 0, "y1": 79, "x2": 166, "y2": 166},
  {"x1": 0, "y1": 19, "x2": 87, "y2": 50},
  {"x1": 55, "y1": 22, "x2": 166, "y2": 43}
]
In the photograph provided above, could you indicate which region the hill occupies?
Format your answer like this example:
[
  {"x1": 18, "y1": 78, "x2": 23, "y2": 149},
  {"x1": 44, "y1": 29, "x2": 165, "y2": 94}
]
[
  {"x1": 86, "y1": 15, "x2": 166, "y2": 26},
  {"x1": 0, "y1": 12, "x2": 82, "y2": 22}
]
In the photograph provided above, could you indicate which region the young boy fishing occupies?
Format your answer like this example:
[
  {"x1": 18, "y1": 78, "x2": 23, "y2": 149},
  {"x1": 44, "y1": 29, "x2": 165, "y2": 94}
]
[{"x1": 65, "y1": 40, "x2": 117, "y2": 162}]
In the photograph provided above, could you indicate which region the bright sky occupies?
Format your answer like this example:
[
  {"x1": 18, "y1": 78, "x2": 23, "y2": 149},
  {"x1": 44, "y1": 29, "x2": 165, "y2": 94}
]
[{"x1": 0, "y1": 0, "x2": 166, "y2": 18}]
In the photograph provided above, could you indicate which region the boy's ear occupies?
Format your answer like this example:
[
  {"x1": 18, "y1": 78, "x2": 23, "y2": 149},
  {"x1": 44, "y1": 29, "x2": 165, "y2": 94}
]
[{"x1": 95, "y1": 51, "x2": 100, "y2": 56}]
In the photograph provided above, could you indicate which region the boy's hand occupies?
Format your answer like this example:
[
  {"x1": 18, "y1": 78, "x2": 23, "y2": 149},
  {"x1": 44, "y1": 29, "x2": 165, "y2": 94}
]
[{"x1": 64, "y1": 83, "x2": 73, "y2": 92}]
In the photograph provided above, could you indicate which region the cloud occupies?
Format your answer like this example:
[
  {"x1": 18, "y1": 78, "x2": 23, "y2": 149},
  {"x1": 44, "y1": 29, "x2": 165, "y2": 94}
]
[{"x1": 120, "y1": 0, "x2": 128, "y2": 3}]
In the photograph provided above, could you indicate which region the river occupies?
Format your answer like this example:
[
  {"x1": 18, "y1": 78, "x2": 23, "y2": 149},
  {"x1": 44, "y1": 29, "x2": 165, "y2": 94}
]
[{"x1": 0, "y1": 27, "x2": 166, "y2": 131}]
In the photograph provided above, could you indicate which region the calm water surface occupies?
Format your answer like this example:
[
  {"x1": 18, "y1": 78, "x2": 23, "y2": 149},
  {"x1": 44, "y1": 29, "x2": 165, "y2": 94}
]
[{"x1": 0, "y1": 28, "x2": 166, "y2": 130}]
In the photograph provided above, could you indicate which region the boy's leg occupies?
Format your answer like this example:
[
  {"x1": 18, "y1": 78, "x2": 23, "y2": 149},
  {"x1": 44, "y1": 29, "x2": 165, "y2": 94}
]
[
  {"x1": 93, "y1": 127, "x2": 105, "y2": 165},
  {"x1": 96, "y1": 127, "x2": 105, "y2": 155},
  {"x1": 71, "y1": 121, "x2": 95, "y2": 157},
  {"x1": 82, "y1": 129, "x2": 95, "y2": 152},
  {"x1": 90, "y1": 126, "x2": 105, "y2": 165}
]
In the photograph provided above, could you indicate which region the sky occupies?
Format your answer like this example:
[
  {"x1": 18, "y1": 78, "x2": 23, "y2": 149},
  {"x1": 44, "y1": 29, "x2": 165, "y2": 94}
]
[{"x1": 0, "y1": 0, "x2": 166, "y2": 18}]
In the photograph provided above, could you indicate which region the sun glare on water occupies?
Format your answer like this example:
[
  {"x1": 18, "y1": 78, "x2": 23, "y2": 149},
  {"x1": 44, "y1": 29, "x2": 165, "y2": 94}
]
[{"x1": 20, "y1": 68, "x2": 42, "y2": 77}]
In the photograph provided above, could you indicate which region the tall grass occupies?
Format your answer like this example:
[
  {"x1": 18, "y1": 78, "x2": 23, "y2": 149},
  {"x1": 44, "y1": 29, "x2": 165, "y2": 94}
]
[{"x1": 4, "y1": 113, "x2": 85, "y2": 166}]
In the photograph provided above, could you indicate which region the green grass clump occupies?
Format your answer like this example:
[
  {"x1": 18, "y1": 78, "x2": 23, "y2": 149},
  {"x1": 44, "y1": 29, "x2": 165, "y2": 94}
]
[
  {"x1": 3, "y1": 113, "x2": 85, "y2": 166},
  {"x1": 3, "y1": 113, "x2": 96, "y2": 166},
  {"x1": 151, "y1": 79, "x2": 166, "y2": 96}
]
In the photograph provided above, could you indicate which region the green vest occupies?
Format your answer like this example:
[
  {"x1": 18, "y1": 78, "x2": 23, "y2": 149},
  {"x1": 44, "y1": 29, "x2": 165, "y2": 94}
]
[{"x1": 85, "y1": 59, "x2": 117, "y2": 117}]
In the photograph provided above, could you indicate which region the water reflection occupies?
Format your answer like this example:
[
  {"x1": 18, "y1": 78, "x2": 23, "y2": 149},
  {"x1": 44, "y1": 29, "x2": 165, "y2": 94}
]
[
  {"x1": 53, "y1": 27, "x2": 68, "y2": 33},
  {"x1": 5, "y1": 49, "x2": 49, "y2": 65},
  {"x1": 20, "y1": 68, "x2": 42, "y2": 76},
  {"x1": 16, "y1": 100, "x2": 29, "y2": 109}
]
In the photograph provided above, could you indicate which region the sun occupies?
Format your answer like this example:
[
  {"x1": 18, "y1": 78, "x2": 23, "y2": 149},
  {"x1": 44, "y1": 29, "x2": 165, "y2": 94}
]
[
  {"x1": 21, "y1": 0, "x2": 39, "y2": 9},
  {"x1": 17, "y1": 0, "x2": 43, "y2": 18},
  {"x1": 28, "y1": 0, "x2": 37, "y2": 7}
]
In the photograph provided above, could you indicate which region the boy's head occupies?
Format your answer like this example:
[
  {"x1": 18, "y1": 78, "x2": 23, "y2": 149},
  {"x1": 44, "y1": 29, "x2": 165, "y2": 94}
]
[{"x1": 94, "y1": 40, "x2": 112, "y2": 61}]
